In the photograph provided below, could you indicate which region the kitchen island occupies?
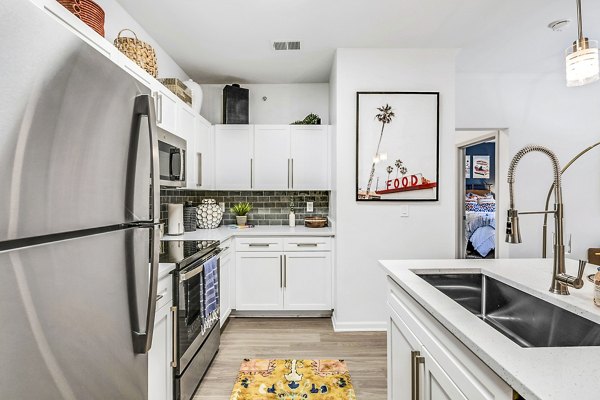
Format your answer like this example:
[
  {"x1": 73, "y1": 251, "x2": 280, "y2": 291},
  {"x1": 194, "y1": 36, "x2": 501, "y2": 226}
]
[{"x1": 380, "y1": 258, "x2": 600, "y2": 400}]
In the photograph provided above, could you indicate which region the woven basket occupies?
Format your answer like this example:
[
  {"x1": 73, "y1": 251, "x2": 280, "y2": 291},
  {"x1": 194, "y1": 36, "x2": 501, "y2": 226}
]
[
  {"x1": 57, "y1": 0, "x2": 105, "y2": 37},
  {"x1": 113, "y1": 29, "x2": 158, "y2": 78},
  {"x1": 159, "y1": 78, "x2": 192, "y2": 106}
]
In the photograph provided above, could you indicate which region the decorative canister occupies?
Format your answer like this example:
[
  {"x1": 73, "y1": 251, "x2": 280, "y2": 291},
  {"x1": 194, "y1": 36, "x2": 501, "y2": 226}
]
[
  {"x1": 183, "y1": 201, "x2": 197, "y2": 232},
  {"x1": 197, "y1": 199, "x2": 223, "y2": 229}
]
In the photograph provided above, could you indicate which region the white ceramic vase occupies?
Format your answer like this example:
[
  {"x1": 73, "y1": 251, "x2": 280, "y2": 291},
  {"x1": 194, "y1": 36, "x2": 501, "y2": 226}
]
[
  {"x1": 197, "y1": 199, "x2": 223, "y2": 229},
  {"x1": 184, "y1": 79, "x2": 203, "y2": 114}
]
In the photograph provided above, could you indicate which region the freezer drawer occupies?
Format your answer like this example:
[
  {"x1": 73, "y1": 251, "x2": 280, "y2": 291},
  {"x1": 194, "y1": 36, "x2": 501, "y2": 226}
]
[{"x1": 0, "y1": 227, "x2": 152, "y2": 400}]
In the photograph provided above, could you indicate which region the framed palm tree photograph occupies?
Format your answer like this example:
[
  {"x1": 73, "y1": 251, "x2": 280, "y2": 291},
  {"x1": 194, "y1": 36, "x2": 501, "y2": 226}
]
[{"x1": 356, "y1": 92, "x2": 440, "y2": 201}]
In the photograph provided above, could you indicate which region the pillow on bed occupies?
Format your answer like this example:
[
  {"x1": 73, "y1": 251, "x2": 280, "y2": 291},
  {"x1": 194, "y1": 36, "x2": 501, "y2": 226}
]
[
  {"x1": 465, "y1": 200, "x2": 478, "y2": 211},
  {"x1": 478, "y1": 197, "x2": 495, "y2": 205}
]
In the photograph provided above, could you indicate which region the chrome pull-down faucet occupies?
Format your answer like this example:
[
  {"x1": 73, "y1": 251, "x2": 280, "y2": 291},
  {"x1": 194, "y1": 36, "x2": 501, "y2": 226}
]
[{"x1": 506, "y1": 145, "x2": 586, "y2": 295}]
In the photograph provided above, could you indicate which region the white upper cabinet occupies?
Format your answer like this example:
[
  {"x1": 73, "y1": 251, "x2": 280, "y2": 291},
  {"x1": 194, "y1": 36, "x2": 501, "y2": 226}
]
[
  {"x1": 214, "y1": 125, "x2": 253, "y2": 189},
  {"x1": 153, "y1": 86, "x2": 178, "y2": 134},
  {"x1": 253, "y1": 125, "x2": 291, "y2": 190},
  {"x1": 290, "y1": 126, "x2": 330, "y2": 190},
  {"x1": 177, "y1": 105, "x2": 196, "y2": 189},
  {"x1": 195, "y1": 117, "x2": 214, "y2": 190}
]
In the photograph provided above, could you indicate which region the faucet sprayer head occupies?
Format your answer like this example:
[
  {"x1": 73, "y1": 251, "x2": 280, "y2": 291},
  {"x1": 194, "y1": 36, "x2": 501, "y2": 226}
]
[{"x1": 506, "y1": 209, "x2": 522, "y2": 244}]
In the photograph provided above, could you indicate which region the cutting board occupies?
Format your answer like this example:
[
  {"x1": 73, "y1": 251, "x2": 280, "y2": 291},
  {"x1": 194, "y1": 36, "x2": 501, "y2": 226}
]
[{"x1": 588, "y1": 248, "x2": 600, "y2": 266}]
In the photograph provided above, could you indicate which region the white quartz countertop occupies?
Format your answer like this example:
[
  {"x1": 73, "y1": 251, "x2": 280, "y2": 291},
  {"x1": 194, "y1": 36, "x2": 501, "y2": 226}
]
[
  {"x1": 158, "y1": 262, "x2": 176, "y2": 280},
  {"x1": 162, "y1": 224, "x2": 335, "y2": 243},
  {"x1": 379, "y1": 258, "x2": 600, "y2": 400}
]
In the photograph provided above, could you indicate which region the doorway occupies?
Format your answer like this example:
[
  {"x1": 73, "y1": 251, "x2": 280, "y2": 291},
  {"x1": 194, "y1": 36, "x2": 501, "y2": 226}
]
[{"x1": 456, "y1": 130, "x2": 508, "y2": 259}]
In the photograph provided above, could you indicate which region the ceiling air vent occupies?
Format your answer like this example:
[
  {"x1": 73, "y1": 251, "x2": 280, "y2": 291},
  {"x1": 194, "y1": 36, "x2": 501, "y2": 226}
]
[
  {"x1": 273, "y1": 41, "x2": 301, "y2": 51},
  {"x1": 287, "y1": 41, "x2": 301, "y2": 50}
]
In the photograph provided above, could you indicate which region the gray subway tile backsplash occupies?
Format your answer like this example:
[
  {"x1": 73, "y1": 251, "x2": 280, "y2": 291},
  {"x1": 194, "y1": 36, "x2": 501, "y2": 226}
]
[{"x1": 160, "y1": 190, "x2": 329, "y2": 227}]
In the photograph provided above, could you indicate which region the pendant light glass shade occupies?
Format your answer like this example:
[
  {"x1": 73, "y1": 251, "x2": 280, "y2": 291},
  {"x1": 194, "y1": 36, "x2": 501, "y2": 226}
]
[{"x1": 565, "y1": 39, "x2": 600, "y2": 87}]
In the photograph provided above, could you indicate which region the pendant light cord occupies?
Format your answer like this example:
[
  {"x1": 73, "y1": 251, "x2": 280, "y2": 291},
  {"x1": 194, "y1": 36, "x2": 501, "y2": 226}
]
[{"x1": 576, "y1": 0, "x2": 584, "y2": 43}]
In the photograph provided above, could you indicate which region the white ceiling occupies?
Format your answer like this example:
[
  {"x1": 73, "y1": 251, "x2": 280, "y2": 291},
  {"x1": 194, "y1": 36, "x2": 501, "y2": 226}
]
[{"x1": 116, "y1": 0, "x2": 600, "y2": 83}]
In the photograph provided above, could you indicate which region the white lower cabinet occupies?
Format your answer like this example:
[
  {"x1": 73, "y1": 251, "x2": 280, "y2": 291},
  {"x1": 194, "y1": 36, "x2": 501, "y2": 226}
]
[
  {"x1": 422, "y1": 347, "x2": 467, "y2": 400},
  {"x1": 235, "y1": 252, "x2": 285, "y2": 310},
  {"x1": 149, "y1": 301, "x2": 174, "y2": 400},
  {"x1": 284, "y1": 252, "x2": 332, "y2": 310},
  {"x1": 234, "y1": 237, "x2": 333, "y2": 312},
  {"x1": 387, "y1": 278, "x2": 513, "y2": 400}
]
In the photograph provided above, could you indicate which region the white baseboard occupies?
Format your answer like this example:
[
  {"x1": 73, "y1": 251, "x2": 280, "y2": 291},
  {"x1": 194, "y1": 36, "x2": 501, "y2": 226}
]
[{"x1": 331, "y1": 313, "x2": 387, "y2": 332}]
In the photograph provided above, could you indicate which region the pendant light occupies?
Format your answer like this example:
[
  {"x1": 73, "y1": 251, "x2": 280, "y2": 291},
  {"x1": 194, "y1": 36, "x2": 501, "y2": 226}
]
[{"x1": 565, "y1": 0, "x2": 599, "y2": 87}]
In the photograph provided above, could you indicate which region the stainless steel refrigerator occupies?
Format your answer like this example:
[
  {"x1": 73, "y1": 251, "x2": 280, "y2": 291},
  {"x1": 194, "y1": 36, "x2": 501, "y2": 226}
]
[{"x1": 1, "y1": 1, "x2": 161, "y2": 398}]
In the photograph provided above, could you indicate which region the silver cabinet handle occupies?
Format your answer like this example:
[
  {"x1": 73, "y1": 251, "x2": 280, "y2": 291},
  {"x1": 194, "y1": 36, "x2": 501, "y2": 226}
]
[
  {"x1": 291, "y1": 158, "x2": 294, "y2": 188},
  {"x1": 288, "y1": 159, "x2": 291, "y2": 189},
  {"x1": 297, "y1": 243, "x2": 318, "y2": 247},
  {"x1": 154, "y1": 92, "x2": 163, "y2": 124},
  {"x1": 197, "y1": 153, "x2": 202, "y2": 187},
  {"x1": 250, "y1": 158, "x2": 254, "y2": 188},
  {"x1": 280, "y1": 255, "x2": 283, "y2": 288},
  {"x1": 283, "y1": 255, "x2": 287, "y2": 288},
  {"x1": 170, "y1": 306, "x2": 178, "y2": 368},
  {"x1": 249, "y1": 243, "x2": 270, "y2": 247},
  {"x1": 411, "y1": 351, "x2": 425, "y2": 400}
]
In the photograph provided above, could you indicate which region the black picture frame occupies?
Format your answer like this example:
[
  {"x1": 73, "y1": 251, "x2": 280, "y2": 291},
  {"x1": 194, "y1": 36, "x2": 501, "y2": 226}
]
[{"x1": 356, "y1": 91, "x2": 440, "y2": 202}]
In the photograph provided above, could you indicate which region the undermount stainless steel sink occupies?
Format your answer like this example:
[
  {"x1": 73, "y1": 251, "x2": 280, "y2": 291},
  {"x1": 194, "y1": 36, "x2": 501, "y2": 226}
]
[{"x1": 417, "y1": 273, "x2": 600, "y2": 348}]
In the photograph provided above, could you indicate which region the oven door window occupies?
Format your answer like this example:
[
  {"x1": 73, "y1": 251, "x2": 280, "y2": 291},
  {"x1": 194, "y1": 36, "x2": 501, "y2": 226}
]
[{"x1": 178, "y1": 269, "x2": 205, "y2": 359}]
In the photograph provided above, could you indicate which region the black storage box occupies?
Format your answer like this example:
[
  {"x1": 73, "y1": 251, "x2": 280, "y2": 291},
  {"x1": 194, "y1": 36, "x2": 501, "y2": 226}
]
[{"x1": 222, "y1": 84, "x2": 249, "y2": 124}]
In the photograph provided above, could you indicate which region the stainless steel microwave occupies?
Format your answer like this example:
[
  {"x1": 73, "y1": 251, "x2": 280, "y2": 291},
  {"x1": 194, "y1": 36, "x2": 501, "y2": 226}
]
[{"x1": 158, "y1": 129, "x2": 186, "y2": 187}]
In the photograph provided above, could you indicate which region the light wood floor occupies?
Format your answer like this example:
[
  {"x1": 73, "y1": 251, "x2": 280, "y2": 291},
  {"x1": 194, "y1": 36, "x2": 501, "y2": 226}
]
[{"x1": 193, "y1": 318, "x2": 387, "y2": 400}]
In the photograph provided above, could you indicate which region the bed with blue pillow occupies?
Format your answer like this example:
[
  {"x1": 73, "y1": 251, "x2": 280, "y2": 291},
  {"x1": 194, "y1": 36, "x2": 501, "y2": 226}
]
[{"x1": 465, "y1": 192, "x2": 496, "y2": 258}]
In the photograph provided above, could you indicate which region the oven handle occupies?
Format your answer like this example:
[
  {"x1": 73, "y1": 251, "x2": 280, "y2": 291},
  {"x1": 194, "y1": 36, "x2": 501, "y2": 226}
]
[{"x1": 179, "y1": 250, "x2": 222, "y2": 282}]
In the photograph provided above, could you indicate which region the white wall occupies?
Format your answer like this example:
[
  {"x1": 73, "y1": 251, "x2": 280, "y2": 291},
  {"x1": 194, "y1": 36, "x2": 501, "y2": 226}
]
[
  {"x1": 96, "y1": 0, "x2": 189, "y2": 81},
  {"x1": 199, "y1": 84, "x2": 329, "y2": 125},
  {"x1": 456, "y1": 73, "x2": 600, "y2": 262},
  {"x1": 332, "y1": 49, "x2": 457, "y2": 331}
]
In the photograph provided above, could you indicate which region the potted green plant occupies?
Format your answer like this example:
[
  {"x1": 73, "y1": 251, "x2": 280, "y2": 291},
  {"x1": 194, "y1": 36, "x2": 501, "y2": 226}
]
[{"x1": 231, "y1": 202, "x2": 252, "y2": 226}]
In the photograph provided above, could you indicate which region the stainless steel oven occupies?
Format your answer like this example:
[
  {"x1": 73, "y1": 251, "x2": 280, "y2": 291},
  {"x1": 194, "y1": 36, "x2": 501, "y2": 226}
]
[
  {"x1": 158, "y1": 129, "x2": 186, "y2": 187},
  {"x1": 166, "y1": 241, "x2": 222, "y2": 400}
]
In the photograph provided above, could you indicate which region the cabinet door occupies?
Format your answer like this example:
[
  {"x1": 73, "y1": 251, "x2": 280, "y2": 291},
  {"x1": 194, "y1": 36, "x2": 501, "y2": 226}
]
[
  {"x1": 235, "y1": 252, "x2": 283, "y2": 310},
  {"x1": 422, "y1": 347, "x2": 468, "y2": 400},
  {"x1": 149, "y1": 303, "x2": 174, "y2": 400},
  {"x1": 214, "y1": 125, "x2": 253, "y2": 189},
  {"x1": 388, "y1": 307, "x2": 422, "y2": 400},
  {"x1": 195, "y1": 117, "x2": 214, "y2": 189},
  {"x1": 283, "y1": 252, "x2": 331, "y2": 310},
  {"x1": 253, "y1": 125, "x2": 291, "y2": 189},
  {"x1": 290, "y1": 126, "x2": 329, "y2": 190},
  {"x1": 178, "y1": 105, "x2": 197, "y2": 189},
  {"x1": 220, "y1": 249, "x2": 233, "y2": 326},
  {"x1": 154, "y1": 87, "x2": 178, "y2": 134}
]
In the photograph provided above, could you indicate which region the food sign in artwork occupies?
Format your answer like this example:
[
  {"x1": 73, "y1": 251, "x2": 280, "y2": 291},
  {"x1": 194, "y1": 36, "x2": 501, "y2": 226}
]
[
  {"x1": 472, "y1": 156, "x2": 490, "y2": 179},
  {"x1": 356, "y1": 92, "x2": 440, "y2": 201}
]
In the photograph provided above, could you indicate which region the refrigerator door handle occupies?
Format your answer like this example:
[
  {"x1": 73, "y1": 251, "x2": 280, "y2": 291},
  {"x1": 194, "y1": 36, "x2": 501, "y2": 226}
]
[{"x1": 130, "y1": 94, "x2": 160, "y2": 353}]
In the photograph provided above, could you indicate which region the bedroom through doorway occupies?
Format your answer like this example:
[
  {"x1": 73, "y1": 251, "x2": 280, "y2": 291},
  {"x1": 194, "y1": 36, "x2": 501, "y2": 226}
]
[{"x1": 456, "y1": 130, "x2": 504, "y2": 259}]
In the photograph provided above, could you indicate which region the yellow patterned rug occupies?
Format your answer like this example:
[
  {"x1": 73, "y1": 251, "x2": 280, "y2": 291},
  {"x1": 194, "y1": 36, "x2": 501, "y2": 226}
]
[{"x1": 230, "y1": 359, "x2": 357, "y2": 399}]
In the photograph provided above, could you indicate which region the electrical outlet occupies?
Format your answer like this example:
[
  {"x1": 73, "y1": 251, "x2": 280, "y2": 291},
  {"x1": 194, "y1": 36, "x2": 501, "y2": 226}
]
[
  {"x1": 306, "y1": 202, "x2": 314, "y2": 213},
  {"x1": 219, "y1": 202, "x2": 225, "y2": 212}
]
